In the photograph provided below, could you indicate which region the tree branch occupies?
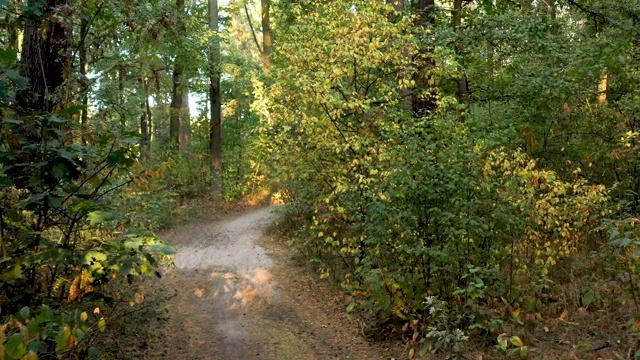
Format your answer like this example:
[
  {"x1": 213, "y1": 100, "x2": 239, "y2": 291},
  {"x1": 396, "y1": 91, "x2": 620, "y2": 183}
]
[{"x1": 244, "y1": 4, "x2": 263, "y2": 55}]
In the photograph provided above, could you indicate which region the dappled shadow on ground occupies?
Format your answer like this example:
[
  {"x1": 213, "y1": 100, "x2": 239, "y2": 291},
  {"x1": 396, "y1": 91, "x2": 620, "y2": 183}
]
[{"x1": 148, "y1": 207, "x2": 402, "y2": 360}]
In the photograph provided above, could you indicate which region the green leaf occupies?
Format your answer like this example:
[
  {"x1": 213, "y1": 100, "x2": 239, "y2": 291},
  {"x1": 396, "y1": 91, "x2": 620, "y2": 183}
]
[
  {"x1": 75, "y1": 327, "x2": 85, "y2": 341},
  {"x1": 123, "y1": 237, "x2": 145, "y2": 250},
  {"x1": 346, "y1": 299, "x2": 356, "y2": 313},
  {"x1": 52, "y1": 162, "x2": 69, "y2": 179},
  {"x1": 1, "y1": 118, "x2": 23, "y2": 125},
  {"x1": 55, "y1": 104, "x2": 85, "y2": 116},
  {"x1": 0, "y1": 175, "x2": 13, "y2": 187},
  {"x1": 83, "y1": 250, "x2": 108, "y2": 265},
  {"x1": 88, "y1": 211, "x2": 119, "y2": 225},
  {"x1": 88, "y1": 346, "x2": 101, "y2": 360},
  {"x1": 0, "y1": 263, "x2": 23, "y2": 281},
  {"x1": 36, "y1": 304, "x2": 53, "y2": 323},
  {"x1": 581, "y1": 289, "x2": 595, "y2": 307},
  {"x1": 56, "y1": 326, "x2": 70, "y2": 353},
  {"x1": 519, "y1": 345, "x2": 528, "y2": 358},
  {"x1": 419, "y1": 343, "x2": 431, "y2": 356},
  {"x1": 147, "y1": 243, "x2": 177, "y2": 255},
  {"x1": 19, "y1": 306, "x2": 30, "y2": 320},
  {"x1": 5, "y1": 333, "x2": 26, "y2": 358}
]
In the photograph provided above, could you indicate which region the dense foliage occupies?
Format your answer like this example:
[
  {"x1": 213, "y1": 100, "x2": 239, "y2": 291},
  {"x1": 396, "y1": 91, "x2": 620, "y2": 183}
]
[{"x1": 263, "y1": 0, "x2": 640, "y2": 357}]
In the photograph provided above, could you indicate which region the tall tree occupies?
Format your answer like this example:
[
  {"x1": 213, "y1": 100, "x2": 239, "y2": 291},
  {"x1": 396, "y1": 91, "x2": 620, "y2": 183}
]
[
  {"x1": 412, "y1": 0, "x2": 436, "y2": 115},
  {"x1": 261, "y1": 0, "x2": 271, "y2": 71},
  {"x1": 170, "y1": 0, "x2": 186, "y2": 148},
  {"x1": 79, "y1": 0, "x2": 89, "y2": 127},
  {"x1": 209, "y1": 0, "x2": 222, "y2": 194},
  {"x1": 17, "y1": 0, "x2": 72, "y2": 113}
]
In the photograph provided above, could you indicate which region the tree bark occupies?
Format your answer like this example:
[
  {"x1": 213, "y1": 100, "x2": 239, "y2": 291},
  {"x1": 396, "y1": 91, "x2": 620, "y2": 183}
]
[
  {"x1": 169, "y1": 0, "x2": 186, "y2": 149},
  {"x1": 169, "y1": 64, "x2": 183, "y2": 148},
  {"x1": 17, "y1": 0, "x2": 72, "y2": 114},
  {"x1": 261, "y1": 0, "x2": 271, "y2": 72},
  {"x1": 180, "y1": 87, "x2": 191, "y2": 152},
  {"x1": 209, "y1": 0, "x2": 222, "y2": 194},
  {"x1": 598, "y1": 72, "x2": 609, "y2": 105},
  {"x1": 412, "y1": 0, "x2": 437, "y2": 116},
  {"x1": 79, "y1": 0, "x2": 89, "y2": 128},
  {"x1": 140, "y1": 77, "x2": 150, "y2": 160}
]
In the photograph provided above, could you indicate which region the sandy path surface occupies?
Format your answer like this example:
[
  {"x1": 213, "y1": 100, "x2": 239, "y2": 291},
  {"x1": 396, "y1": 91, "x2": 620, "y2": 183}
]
[{"x1": 148, "y1": 207, "x2": 403, "y2": 360}]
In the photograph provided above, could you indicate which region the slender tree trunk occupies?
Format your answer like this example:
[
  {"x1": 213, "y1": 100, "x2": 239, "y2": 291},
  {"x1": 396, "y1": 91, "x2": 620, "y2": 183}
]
[
  {"x1": 389, "y1": 0, "x2": 413, "y2": 109},
  {"x1": 412, "y1": 0, "x2": 437, "y2": 116},
  {"x1": 169, "y1": 64, "x2": 183, "y2": 148},
  {"x1": 453, "y1": 0, "x2": 469, "y2": 119},
  {"x1": 261, "y1": 0, "x2": 271, "y2": 72},
  {"x1": 598, "y1": 72, "x2": 609, "y2": 105},
  {"x1": 487, "y1": 41, "x2": 494, "y2": 79},
  {"x1": 153, "y1": 68, "x2": 165, "y2": 143},
  {"x1": 118, "y1": 65, "x2": 126, "y2": 130},
  {"x1": 17, "y1": 0, "x2": 72, "y2": 114},
  {"x1": 153, "y1": 68, "x2": 164, "y2": 106},
  {"x1": 79, "y1": 0, "x2": 89, "y2": 128},
  {"x1": 169, "y1": 0, "x2": 186, "y2": 150},
  {"x1": 139, "y1": 78, "x2": 150, "y2": 160},
  {"x1": 209, "y1": 0, "x2": 222, "y2": 194},
  {"x1": 180, "y1": 88, "x2": 191, "y2": 152}
]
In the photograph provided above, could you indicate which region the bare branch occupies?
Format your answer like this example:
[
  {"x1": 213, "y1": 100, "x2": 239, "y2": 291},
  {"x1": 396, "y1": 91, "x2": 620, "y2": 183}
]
[{"x1": 244, "y1": 4, "x2": 263, "y2": 55}]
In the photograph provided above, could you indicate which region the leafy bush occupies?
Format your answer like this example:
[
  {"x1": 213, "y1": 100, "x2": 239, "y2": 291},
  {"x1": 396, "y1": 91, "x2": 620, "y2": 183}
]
[
  {"x1": 264, "y1": 1, "x2": 611, "y2": 356},
  {"x1": 0, "y1": 113, "x2": 173, "y2": 358}
]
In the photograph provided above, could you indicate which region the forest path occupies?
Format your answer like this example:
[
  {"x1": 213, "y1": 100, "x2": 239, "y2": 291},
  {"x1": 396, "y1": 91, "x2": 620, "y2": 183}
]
[{"x1": 148, "y1": 207, "x2": 401, "y2": 360}]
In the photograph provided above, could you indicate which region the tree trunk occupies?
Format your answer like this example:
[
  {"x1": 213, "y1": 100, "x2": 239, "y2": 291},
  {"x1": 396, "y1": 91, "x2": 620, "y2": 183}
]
[
  {"x1": 389, "y1": 0, "x2": 404, "y2": 19},
  {"x1": 598, "y1": 72, "x2": 609, "y2": 105},
  {"x1": 169, "y1": 0, "x2": 186, "y2": 150},
  {"x1": 145, "y1": 79, "x2": 152, "y2": 150},
  {"x1": 209, "y1": 0, "x2": 222, "y2": 194},
  {"x1": 169, "y1": 64, "x2": 183, "y2": 148},
  {"x1": 261, "y1": 0, "x2": 271, "y2": 72},
  {"x1": 453, "y1": 0, "x2": 469, "y2": 119},
  {"x1": 118, "y1": 65, "x2": 126, "y2": 130},
  {"x1": 412, "y1": 0, "x2": 437, "y2": 116},
  {"x1": 7, "y1": 0, "x2": 21, "y2": 52},
  {"x1": 17, "y1": 0, "x2": 72, "y2": 114},
  {"x1": 180, "y1": 87, "x2": 191, "y2": 152},
  {"x1": 140, "y1": 78, "x2": 150, "y2": 160},
  {"x1": 79, "y1": 1, "x2": 89, "y2": 128},
  {"x1": 388, "y1": 0, "x2": 413, "y2": 109}
]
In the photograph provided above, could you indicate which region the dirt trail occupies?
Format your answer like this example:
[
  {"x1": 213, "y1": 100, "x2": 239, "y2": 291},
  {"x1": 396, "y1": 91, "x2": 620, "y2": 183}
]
[{"x1": 149, "y1": 207, "x2": 402, "y2": 360}]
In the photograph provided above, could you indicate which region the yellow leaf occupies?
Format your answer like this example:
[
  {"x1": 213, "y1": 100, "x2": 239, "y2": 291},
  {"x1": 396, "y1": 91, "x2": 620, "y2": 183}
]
[
  {"x1": 510, "y1": 336, "x2": 524, "y2": 347},
  {"x1": 98, "y1": 318, "x2": 106, "y2": 333},
  {"x1": 20, "y1": 351, "x2": 37, "y2": 360},
  {"x1": 559, "y1": 309, "x2": 569, "y2": 320}
]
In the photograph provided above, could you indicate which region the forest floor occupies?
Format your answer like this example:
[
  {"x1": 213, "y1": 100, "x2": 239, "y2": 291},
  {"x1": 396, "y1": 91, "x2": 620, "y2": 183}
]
[{"x1": 146, "y1": 206, "x2": 404, "y2": 360}]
